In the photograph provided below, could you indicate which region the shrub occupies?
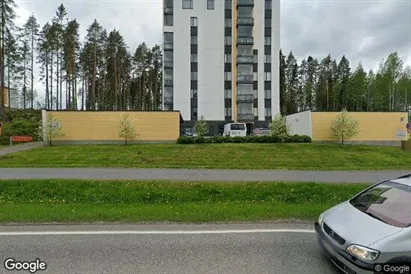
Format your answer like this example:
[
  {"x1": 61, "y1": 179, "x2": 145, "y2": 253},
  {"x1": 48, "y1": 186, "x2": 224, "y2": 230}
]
[
  {"x1": 118, "y1": 114, "x2": 138, "y2": 145},
  {"x1": 269, "y1": 114, "x2": 291, "y2": 140},
  {"x1": 177, "y1": 136, "x2": 195, "y2": 144},
  {"x1": 177, "y1": 134, "x2": 312, "y2": 144},
  {"x1": 330, "y1": 109, "x2": 359, "y2": 145},
  {"x1": 194, "y1": 115, "x2": 209, "y2": 138},
  {"x1": 194, "y1": 136, "x2": 206, "y2": 144}
]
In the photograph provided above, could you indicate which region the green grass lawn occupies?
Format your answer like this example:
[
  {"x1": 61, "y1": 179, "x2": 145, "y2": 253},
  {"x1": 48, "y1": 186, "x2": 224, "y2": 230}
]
[
  {"x1": 0, "y1": 143, "x2": 409, "y2": 170},
  {"x1": 0, "y1": 179, "x2": 370, "y2": 223}
]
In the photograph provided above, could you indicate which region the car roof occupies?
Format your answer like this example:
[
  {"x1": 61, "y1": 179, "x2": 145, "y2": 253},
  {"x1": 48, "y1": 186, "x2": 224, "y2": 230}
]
[{"x1": 390, "y1": 174, "x2": 411, "y2": 187}]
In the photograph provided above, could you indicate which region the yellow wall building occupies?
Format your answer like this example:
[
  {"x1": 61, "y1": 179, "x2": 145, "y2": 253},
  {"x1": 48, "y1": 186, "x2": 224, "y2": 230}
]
[
  {"x1": 287, "y1": 111, "x2": 409, "y2": 144},
  {"x1": 43, "y1": 110, "x2": 183, "y2": 144}
]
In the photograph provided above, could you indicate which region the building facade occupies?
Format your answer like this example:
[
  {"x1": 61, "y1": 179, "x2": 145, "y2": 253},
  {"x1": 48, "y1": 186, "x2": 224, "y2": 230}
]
[{"x1": 163, "y1": 0, "x2": 280, "y2": 134}]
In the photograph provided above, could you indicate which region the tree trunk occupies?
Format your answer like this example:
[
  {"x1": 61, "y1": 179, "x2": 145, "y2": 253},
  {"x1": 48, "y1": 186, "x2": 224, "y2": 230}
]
[
  {"x1": 50, "y1": 52, "x2": 54, "y2": 110},
  {"x1": 56, "y1": 49, "x2": 59, "y2": 110},
  {"x1": 45, "y1": 51, "x2": 49, "y2": 109},
  {"x1": 92, "y1": 43, "x2": 96, "y2": 110},
  {"x1": 0, "y1": 7, "x2": 5, "y2": 117},
  {"x1": 31, "y1": 29, "x2": 34, "y2": 109}
]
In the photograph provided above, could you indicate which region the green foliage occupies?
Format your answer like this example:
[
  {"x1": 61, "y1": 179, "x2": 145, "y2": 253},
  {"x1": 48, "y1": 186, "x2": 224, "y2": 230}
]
[
  {"x1": 0, "y1": 109, "x2": 42, "y2": 145},
  {"x1": 0, "y1": 179, "x2": 368, "y2": 205},
  {"x1": 118, "y1": 114, "x2": 138, "y2": 145},
  {"x1": 269, "y1": 114, "x2": 291, "y2": 140},
  {"x1": 37, "y1": 113, "x2": 65, "y2": 146},
  {"x1": 177, "y1": 134, "x2": 312, "y2": 144},
  {"x1": 194, "y1": 115, "x2": 209, "y2": 138},
  {"x1": 330, "y1": 109, "x2": 360, "y2": 145},
  {"x1": 0, "y1": 179, "x2": 370, "y2": 223}
]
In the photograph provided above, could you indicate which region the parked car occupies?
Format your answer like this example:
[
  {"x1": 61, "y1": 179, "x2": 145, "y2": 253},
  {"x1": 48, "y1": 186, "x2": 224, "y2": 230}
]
[
  {"x1": 222, "y1": 123, "x2": 247, "y2": 137},
  {"x1": 315, "y1": 174, "x2": 411, "y2": 274},
  {"x1": 183, "y1": 127, "x2": 197, "y2": 137},
  {"x1": 252, "y1": 128, "x2": 271, "y2": 136}
]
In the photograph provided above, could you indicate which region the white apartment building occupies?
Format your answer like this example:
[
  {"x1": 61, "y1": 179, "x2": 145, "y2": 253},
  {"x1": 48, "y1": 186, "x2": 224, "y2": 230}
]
[{"x1": 163, "y1": 0, "x2": 280, "y2": 134}]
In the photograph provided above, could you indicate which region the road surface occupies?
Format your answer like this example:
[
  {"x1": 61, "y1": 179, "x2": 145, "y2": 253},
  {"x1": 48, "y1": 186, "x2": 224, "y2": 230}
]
[
  {"x1": 0, "y1": 223, "x2": 337, "y2": 274},
  {"x1": 0, "y1": 168, "x2": 410, "y2": 182}
]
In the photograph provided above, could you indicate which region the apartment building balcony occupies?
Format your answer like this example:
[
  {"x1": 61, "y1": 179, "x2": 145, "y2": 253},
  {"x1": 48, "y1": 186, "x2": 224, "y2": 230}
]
[
  {"x1": 164, "y1": 62, "x2": 173, "y2": 69},
  {"x1": 236, "y1": 55, "x2": 254, "y2": 64},
  {"x1": 237, "y1": 17, "x2": 254, "y2": 26},
  {"x1": 164, "y1": 79, "x2": 173, "y2": 87},
  {"x1": 236, "y1": 37, "x2": 253, "y2": 45},
  {"x1": 237, "y1": 75, "x2": 253, "y2": 83},
  {"x1": 237, "y1": 94, "x2": 254, "y2": 102},
  {"x1": 164, "y1": 7, "x2": 173, "y2": 14},
  {"x1": 237, "y1": 113, "x2": 254, "y2": 121},
  {"x1": 163, "y1": 43, "x2": 173, "y2": 50},
  {"x1": 237, "y1": 0, "x2": 254, "y2": 7}
]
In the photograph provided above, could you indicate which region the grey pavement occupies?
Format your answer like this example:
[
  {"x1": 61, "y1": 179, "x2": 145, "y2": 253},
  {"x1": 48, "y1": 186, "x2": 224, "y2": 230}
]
[
  {"x1": 0, "y1": 223, "x2": 337, "y2": 274},
  {"x1": 0, "y1": 142, "x2": 43, "y2": 157},
  {"x1": 0, "y1": 167, "x2": 410, "y2": 182}
]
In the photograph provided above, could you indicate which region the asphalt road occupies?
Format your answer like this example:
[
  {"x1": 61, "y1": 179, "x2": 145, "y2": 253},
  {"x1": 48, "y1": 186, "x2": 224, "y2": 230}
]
[
  {"x1": 0, "y1": 167, "x2": 410, "y2": 182},
  {"x1": 0, "y1": 223, "x2": 337, "y2": 274}
]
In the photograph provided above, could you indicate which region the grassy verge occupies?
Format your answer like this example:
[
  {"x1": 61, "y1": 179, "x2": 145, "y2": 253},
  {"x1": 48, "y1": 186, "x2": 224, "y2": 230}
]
[
  {"x1": 0, "y1": 179, "x2": 370, "y2": 223},
  {"x1": 0, "y1": 143, "x2": 409, "y2": 170}
]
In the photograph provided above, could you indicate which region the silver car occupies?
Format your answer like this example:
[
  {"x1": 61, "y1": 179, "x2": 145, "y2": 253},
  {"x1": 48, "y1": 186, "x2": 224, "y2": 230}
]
[{"x1": 315, "y1": 174, "x2": 411, "y2": 274}]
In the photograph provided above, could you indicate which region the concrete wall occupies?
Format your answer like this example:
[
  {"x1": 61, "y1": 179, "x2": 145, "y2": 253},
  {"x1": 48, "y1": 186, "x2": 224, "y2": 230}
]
[
  {"x1": 44, "y1": 111, "x2": 181, "y2": 143},
  {"x1": 286, "y1": 111, "x2": 312, "y2": 137},
  {"x1": 311, "y1": 112, "x2": 408, "y2": 141}
]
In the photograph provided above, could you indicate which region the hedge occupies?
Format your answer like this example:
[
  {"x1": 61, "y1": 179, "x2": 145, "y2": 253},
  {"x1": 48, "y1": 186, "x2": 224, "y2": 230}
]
[{"x1": 177, "y1": 134, "x2": 312, "y2": 144}]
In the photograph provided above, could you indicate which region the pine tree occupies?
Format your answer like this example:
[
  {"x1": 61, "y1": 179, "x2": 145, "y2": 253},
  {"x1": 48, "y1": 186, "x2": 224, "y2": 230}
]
[
  {"x1": 23, "y1": 15, "x2": 39, "y2": 109},
  {"x1": 279, "y1": 50, "x2": 286, "y2": 115},
  {"x1": 335, "y1": 55, "x2": 351, "y2": 111},
  {"x1": 52, "y1": 4, "x2": 67, "y2": 109},
  {"x1": 4, "y1": 27, "x2": 19, "y2": 108},
  {"x1": 63, "y1": 19, "x2": 79, "y2": 110},
  {"x1": 0, "y1": 0, "x2": 17, "y2": 116}
]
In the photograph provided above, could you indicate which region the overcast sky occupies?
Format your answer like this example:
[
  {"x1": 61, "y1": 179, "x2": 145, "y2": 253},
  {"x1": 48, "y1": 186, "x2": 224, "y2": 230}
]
[{"x1": 14, "y1": 0, "x2": 411, "y2": 96}]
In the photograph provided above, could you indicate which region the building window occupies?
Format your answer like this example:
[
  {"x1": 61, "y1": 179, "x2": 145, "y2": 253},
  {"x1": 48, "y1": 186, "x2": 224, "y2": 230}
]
[
  {"x1": 164, "y1": 32, "x2": 173, "y2": 44},
  {"x1": 224, "y1": 72, "x2": 232, "y2": 81},
  {"x1": 183, "y1": 0, "x2": 193, "y2": 9},
  {"x1": 265, "y1": 107, "x2": 272, "y2": 117},
  {"x1": 265, "y1": 0, "x2": 272, "y2": 10},
  {"x1": 207, "y1": 0, "x2": 215, "y2": 10},
  {"x1": 191, "y1": 71, "x2": 198, "y2": 80},
  {"x1": 264, "y1": 37, "x2": 271, "y2": 45},
  {"x1": 265, "y1": 90, "x2": 271, "y2": 99},
  {"x1": 190, "y1": 17, "x2": 198, "y2": 27},
  {"x1": 265, "y1": 19, "x2": 271, "y2": 27},
  {"x1": 254, "y1": 107, "x2": 258, "y2": 117},
  {"x1": 225, "y1": 36, "x2": 232, "y2": 45},
  {"x1": 225, "y1": 107, "x2": 232, "y2": 116},
  {"x1": 164, "y1": 15, "x2": 173, "y2": 26},
  {"x1": 264, "y1": 54, "x2": 271, "y2": 63},
  {"x1": 225, "y1": 18, "x2": 232, "y2": 27},
  {"x1": 191, "y1": 53, "x2": 198, "y2": 63},
  {"x1": 191, "y1": 89, "x2": 198, "y2": 98},
  {"x1": 193, "y1": 107, "x2": 198, "y2": 117},
  {"x1": 191, "y1": 36, "x2": 198, "y2": 45},
  {"x1": 253, "y1": 89, "x2": 258, "y2": 99},
  {"x1": 264, "y1": 72, "x2": 271, "y2": 81},
  {"x1": 253, "y1": 72, "x2": 257, "y2": 81},
  {"x1": 253, "y1": 54, "x2": 258, "y2": 63},
  {"x1": 225, "y1": 89, "x2": 232, "y2": 99},
  {"x1": 225, "y1": 0, "x2": 232, "y2": 9},
  {"x1": 224, "y1": 54, "x2": 232, "y2": 63}
]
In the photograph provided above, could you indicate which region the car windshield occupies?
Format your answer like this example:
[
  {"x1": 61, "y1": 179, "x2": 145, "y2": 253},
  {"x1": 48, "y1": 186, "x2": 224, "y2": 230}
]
[
  {"x1": 350, "y1": 181, "x2": 411, "y2": 228},
  {"x1": 230, "y1": 124, "x2": 245, "y2": 130}
]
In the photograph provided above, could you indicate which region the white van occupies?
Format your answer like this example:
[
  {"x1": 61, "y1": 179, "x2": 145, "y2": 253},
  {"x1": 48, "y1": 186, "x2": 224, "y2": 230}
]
[{"x1": 223, "y1": 123, "x2": 247, "y2": 137}]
